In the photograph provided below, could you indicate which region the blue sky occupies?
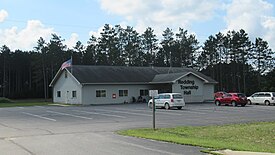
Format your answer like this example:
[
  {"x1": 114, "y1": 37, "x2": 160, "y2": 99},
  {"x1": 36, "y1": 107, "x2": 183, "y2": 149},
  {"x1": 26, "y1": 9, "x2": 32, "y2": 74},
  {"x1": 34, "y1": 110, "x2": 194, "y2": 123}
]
[{"x1": 1, "y1": 0, "x2": 275, "y2": 51}]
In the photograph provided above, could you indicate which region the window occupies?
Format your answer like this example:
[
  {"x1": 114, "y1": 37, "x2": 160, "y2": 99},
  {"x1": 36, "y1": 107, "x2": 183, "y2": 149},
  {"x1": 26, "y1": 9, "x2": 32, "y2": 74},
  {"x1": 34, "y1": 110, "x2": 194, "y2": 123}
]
[
  {"x1": 72, "y1": 91, "x2": 76, "y2": 98},
  {"x1": 264, "y1": 93, "x2": 271, "y2": 97},
  {"x1": 154, "y1": 96, "x2": 159, "y2": 99},
  {"x1": 258, "y1": 93, "x2": 265, "y2": 97},
  {"x1": 57, "y1": 91, "x2": 61, "y2": 97},
  {"x1": 140, "y1": 89, "x2": 149, "y2": 96},
  {"x1": 227, "y1": 94, "x2": 232, "y2": 97},
  {"x1": 173, "y1": 94, "x2": 183, "y2": 99},
  {"x1": 164, "y1": 95, "x2": 170, "y2": 99},
  {"x1": 252, "y1": 93, "x2": 259, "y2": 97},
  {"x1": 119, "y1": 90, "x2": 128, "y2": 97},
  {"x1": 159, "y1": 95, "x2": 164, "y2": 99},
  {"x1": 96, "y1": 90, "x2": 106, "y2": 97},
  {"x1": 65, "y1": 71, "x2": 68, "y2": 78}
]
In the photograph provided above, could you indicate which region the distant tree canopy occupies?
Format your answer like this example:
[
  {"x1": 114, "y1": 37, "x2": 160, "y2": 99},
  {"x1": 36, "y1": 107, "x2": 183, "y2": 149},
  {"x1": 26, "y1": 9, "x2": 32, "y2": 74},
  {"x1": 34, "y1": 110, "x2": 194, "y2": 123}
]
[{"x1": 0, "y1": 24, "x2": 274, "y2": 99}]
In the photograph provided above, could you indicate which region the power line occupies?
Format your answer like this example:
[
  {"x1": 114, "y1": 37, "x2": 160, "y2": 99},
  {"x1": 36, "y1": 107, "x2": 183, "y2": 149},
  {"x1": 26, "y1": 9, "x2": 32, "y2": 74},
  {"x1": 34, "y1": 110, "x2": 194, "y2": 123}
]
[{"x1": 4, "y1": 18, "x2": 99, "y2": 30}]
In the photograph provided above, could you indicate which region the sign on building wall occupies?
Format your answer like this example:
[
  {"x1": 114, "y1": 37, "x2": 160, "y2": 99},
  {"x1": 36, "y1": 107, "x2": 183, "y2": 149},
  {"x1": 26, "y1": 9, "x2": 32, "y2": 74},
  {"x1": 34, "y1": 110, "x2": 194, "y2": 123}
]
[
  {"x1": 172, "y1": 75, "x2": 205, "y2": 102},
  {"x1": 177, "y1": 79, "x2": 199, "y2": 95}
]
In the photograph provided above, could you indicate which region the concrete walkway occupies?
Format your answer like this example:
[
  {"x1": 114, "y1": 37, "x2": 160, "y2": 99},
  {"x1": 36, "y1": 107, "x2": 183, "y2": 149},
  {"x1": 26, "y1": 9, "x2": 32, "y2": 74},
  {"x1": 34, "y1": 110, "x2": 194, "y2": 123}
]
[{"x1": 213, "y1": 149, "x2": 275, "y2": 155}]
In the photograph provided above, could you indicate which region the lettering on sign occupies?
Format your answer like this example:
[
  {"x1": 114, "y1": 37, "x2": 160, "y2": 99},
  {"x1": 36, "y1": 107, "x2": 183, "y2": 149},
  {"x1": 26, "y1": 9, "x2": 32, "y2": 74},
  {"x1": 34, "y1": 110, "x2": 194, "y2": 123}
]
[
  {"x1": 178, "y1": 79, "x2": 199, "y2": 95},
  {"x1": 180, "y1": 85, "x2": 199, "y2": 90},
  {"x1": 183, "y1": 90, "x2": 191, "y2": 95},
  {"x1": 178, "y1": 79, "x2": 195, "y2": 85}
]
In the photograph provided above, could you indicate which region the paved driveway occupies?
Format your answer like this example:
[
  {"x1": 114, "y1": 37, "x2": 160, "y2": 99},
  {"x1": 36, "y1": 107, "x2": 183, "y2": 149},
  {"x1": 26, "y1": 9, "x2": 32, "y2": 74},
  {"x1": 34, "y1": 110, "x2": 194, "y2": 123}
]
[{"x1": 0, "y1": 103, "x2": 274, "y2": 155}]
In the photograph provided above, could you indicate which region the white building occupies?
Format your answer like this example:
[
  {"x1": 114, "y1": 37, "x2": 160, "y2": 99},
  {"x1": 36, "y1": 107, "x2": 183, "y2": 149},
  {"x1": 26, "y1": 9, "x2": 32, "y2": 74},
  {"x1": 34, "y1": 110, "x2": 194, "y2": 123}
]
[{"x1": 49, "y1": 66, "x2": 217, "y2": 105}]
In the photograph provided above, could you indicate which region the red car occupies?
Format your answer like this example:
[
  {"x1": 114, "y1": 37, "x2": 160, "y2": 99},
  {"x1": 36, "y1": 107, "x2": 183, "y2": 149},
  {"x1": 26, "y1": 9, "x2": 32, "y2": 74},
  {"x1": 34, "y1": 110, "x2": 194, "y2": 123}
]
[{"x1": 215, "y1": 93, "x2": 247, "y2": 107}]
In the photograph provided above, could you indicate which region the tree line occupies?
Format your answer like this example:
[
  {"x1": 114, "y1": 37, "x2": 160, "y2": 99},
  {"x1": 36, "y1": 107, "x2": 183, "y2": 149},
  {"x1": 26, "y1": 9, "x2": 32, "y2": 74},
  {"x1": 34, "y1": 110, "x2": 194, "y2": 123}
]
[{"x1": 0, "y1": 24, "x2": 274, "y2": 99}]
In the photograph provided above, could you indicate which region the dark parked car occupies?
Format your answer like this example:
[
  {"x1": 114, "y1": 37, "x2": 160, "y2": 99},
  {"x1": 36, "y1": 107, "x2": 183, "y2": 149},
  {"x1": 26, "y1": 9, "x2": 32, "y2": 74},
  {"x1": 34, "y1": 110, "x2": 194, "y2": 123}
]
[{"x1": 215, "y1": 93, "x2": 247, "y2": 107}]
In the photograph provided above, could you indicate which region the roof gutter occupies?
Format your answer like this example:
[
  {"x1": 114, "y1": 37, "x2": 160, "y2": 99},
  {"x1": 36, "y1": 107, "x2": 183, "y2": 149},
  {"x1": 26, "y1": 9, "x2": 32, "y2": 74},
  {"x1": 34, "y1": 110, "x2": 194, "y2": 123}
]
[{"x1": 81, "y1": 82, "x2": 152, "y2": 85}]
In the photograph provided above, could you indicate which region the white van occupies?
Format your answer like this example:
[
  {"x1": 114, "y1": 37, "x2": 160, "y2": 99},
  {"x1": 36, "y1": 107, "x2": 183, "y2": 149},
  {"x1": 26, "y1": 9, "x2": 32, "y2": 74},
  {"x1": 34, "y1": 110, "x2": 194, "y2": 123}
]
[
  {"x1": 247, "y1": 92, "x2": 275, "y2": 105},
  {"x1": 148, "y1": 93, "x2": 185, "y2": 109}
]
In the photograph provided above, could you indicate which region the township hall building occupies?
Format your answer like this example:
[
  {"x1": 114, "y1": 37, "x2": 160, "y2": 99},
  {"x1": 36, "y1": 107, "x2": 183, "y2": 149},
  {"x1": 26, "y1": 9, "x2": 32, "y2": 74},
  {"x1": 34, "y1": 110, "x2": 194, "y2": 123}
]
[{"x1": 49, "y1": 65, "x2": 217, "y2": 105}]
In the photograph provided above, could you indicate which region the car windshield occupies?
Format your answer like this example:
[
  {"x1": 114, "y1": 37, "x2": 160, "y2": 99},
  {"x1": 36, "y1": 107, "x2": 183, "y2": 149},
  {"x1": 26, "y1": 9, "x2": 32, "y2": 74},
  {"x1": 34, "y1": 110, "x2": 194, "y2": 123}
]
[
  {"x1": 225, "y1": 94, "x2": 232, "y2": 97},
  {"x1": 223, "y1": 92, "x2": 230, "y2": 96},
  {"x1": 237, "y1": 93, "x2": 246, "y2": 97},
  {"x1": 153, "y1": 96, "x2": 159, "y2": 99},
  {"x1": 173, "y1": 94, "x2": 183, "y2": 99}
]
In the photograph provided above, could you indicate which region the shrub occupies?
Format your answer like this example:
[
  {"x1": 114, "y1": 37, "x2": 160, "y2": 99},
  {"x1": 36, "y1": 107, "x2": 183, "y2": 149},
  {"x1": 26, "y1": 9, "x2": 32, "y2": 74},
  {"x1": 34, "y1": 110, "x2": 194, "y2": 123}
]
[{"x1": 0, "y1": 97, "x2": 13, "y2": 103}]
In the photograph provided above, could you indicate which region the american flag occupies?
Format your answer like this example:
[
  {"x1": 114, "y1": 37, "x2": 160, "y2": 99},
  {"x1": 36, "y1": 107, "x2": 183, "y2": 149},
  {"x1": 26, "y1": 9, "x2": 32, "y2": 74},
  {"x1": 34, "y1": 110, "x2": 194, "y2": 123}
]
[{"x1": 61, "y1": 58, "x2": 72, "y2": 70}]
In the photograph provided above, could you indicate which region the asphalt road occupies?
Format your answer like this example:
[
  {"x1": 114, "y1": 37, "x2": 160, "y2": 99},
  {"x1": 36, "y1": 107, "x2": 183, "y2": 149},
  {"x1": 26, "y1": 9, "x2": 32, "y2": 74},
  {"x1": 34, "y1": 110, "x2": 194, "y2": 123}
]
[{"x1": 0, "y1": 103, "x2": 274, "y2": 155}]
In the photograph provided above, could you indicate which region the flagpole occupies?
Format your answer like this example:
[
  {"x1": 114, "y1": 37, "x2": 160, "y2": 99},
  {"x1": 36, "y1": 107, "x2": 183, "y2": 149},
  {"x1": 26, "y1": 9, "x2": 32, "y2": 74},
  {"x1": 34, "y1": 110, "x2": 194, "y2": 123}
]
[{"x1": 71, "y1": 55, "x2": 73, "y2": 75}]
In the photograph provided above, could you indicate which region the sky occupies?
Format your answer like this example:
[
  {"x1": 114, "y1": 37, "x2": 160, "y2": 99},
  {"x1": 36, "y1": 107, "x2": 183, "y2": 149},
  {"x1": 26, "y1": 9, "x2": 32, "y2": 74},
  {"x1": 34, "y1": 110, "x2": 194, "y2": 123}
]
[{"x1": 0, "y1": 0, "x2": 275, "y2": 51}]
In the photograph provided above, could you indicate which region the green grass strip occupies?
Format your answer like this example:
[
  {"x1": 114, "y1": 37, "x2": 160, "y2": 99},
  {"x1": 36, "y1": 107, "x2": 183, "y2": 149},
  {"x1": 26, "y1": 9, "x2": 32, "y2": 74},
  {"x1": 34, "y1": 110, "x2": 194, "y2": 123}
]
[
  {"x1": 0, "y1": 102, "x2": 50, "y2": 107},
  {"x1": 117, "y1": 121, "x2": 275, "y2": 153}
]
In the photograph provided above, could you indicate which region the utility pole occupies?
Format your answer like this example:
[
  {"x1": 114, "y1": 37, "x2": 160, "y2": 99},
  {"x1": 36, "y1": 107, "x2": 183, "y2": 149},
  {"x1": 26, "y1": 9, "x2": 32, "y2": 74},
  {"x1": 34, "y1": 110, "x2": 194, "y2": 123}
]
[
  {"x1": 153, "y1": 97, "x2": 155, "y2": 130},
  {"x1": 149, "y1": 90, "x2": 158, "y2": 130},
  {"x1": 3, "y1": 54, "x2": 6, "y2": 97}
]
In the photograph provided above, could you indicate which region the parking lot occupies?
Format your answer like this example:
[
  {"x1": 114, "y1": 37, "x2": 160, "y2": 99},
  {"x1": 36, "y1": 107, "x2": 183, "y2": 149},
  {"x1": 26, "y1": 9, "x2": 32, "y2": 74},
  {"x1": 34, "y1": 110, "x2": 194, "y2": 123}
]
[{"x1": 0, "y1": 103, "x2": 275, "y2": 155}]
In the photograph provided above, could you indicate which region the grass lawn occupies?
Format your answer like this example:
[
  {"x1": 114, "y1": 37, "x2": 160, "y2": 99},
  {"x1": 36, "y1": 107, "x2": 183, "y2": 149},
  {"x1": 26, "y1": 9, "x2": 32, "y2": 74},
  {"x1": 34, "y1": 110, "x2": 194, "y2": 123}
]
[
  {"x1": 117, "y1": 121, "x2": 275, "y2": 153},
  {"x1": 0, "y1": 102, "x2": 50, "y2": 107},
  {"x1": 0, "y1": 97, "x2": 53, "y2": 107},
  {"x1": 0, "y1": 98, "x2": 77, "y2": 107}
]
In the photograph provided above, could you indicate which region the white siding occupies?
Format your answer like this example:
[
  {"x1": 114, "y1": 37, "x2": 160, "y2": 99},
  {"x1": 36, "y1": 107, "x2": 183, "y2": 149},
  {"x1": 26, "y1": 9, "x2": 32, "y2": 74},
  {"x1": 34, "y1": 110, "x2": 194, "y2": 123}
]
[
  {"x1": 172, "y1": 74, "x2": 210, "y2": 102},
  {"x1": 82, "y1": 84, "x2": 153, "y2": 105},
  {"x1": 53, "y1": 71, "x2": 82, "y2": 104},
  {"x1": 203, "y1": 84, "x2": 214, "y2": 101},
  {"x1": 52, "y1": 70, "x2": 215, "y2": 104}
]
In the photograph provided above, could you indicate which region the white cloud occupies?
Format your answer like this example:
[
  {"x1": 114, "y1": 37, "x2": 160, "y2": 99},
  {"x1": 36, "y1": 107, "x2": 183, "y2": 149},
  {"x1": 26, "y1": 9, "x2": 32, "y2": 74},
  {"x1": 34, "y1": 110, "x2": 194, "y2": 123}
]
[
  {"x1": 89, "y1": 26, "x2": 104, "y2": 39},
  {"x1": 224, "y1": 0, "x2": 275, "y2": 50},
  {"x1": 65, "y1": 33, "x2": 79, "y2": 49},
  {"x1": 0, "y1": 10, "x2": 78, "y2": 51},
  {"x1": 99, "y1": 0, "x2": 275, "y2": 51},
  {"x1": 88, "y1": 23, "x2": 129, "y2": 39},
  {"x1": 262, "y1": 17, "x2": 275, "y2": 49},
  {"x1": 0, "y1": 20, "x2": 54, "y2": 51},
  {"x1": 99, "y1": 0, "x2": 221, "y2": 35},
  {"x1": 100, "y1": 0, "x2": 148, "y2": 21},
  {"x1": 0, "y1": 9, "x2": 8, "y2": 22}
]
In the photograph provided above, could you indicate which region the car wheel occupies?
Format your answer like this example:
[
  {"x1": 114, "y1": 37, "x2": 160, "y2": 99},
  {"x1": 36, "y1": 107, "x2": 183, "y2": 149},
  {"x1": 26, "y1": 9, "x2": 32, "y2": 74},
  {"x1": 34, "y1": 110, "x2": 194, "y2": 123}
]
[
  {"x1": 247, "y1": 100, "x2": 252, "y2": 105},
  {"x1": 215, "y1": 100, "x2": 221, "y2": 106},
  {"x1": 164, "y1": 103, "x2": 170, "y2": 110},
  {"x1": 177, "y1": 106, "x2": 182, "y2": 110},
  {"x1": 232, "y1": 101, "x2": 237, "y2": 107},
  {"x1": 265, "y1": 100, "x2": 270, "y2": 106}
]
